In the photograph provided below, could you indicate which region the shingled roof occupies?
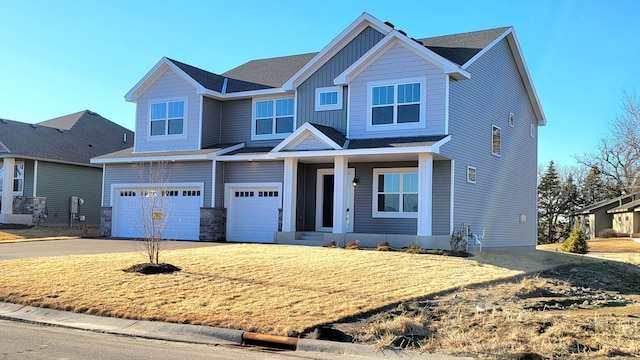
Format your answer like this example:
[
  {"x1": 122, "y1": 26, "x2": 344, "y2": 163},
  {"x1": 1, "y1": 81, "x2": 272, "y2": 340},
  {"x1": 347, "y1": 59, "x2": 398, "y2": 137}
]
[
  {"x1": 167, "y1": 58, "x2": 273, "y2": 93},
  {"x1": 418, "y1": 27, "x2": 510, "y2": 66},
  {"x1": 0, "y1": 110, "x2": 134, "y2": 166},
  {"x1": 222, "y1": 53, "x2": 317, "y2": 88}
]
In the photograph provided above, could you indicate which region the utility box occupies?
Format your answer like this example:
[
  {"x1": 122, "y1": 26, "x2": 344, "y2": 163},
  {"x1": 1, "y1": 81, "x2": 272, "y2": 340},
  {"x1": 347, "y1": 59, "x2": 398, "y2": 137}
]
[{"x1": 70, "y1": 196, "x2": 80, "y2": 214}]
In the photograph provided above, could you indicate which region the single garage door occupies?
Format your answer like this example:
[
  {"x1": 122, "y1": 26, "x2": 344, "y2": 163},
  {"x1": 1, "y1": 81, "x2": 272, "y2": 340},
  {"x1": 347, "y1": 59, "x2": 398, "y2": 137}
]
[
  {"x1": 227, "y1": 185, "x2": 281, "y2": 243},
  {"x1": 113, "y1": 186, "x2": 202, "y2": 241}
]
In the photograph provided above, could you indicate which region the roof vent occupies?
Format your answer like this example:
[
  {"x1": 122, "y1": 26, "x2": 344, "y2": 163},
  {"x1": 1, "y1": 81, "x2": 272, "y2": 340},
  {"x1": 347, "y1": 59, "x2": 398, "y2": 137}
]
[
  {"x1": 411, "y1": 38, "x2": 424, "y2": 45},
  {"x1": 123, "y1": 132, "x2": 127, "y2": 143},
  {"x1": 88, "y1": 144, "x2": 93, "y2": 147},
  {"x1": 57, "y1": 128, "x2": 64, "y2": 133},
  {"x1": 384, "y1": 21, "x2": 395, "y2": 28},
  {"x1": 30, "y1": 124, "x2": 38, "y2": 128},
  {"x1": 0, "y1": 119, "x2": 7, "y2": 124},
  {"x1": 398, "y1": 30, "x2": 407, "y2": 36}
]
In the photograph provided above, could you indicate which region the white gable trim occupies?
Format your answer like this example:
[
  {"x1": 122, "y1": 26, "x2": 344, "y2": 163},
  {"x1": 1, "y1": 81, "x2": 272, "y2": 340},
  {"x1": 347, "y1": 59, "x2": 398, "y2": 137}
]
[
  {"x1": 334, "y1": 31, "x2": 470, "y2": 85},
  {"x1": 272, "y1": 122, "x2": 343, "y2": 152},
  {"x1": 281, "y1": 13, "x2": 393, "y2": 91},
  {"x1": 125, "y1": 57, "x2": 207, "y2": 102},
  {"x1": 463, "y1": 28, "x2": 545, "y2": 126}
]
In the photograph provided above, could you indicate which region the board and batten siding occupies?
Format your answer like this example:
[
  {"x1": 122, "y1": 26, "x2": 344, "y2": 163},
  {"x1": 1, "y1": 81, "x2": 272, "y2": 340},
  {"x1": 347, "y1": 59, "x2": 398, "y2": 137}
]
[
  {"x1": 36, "y1": 161, "x2": 102, "y2": 225},
  {"x1": 201, "y1": 97, "x2": 221, "y2": 148},
  {"x1": 297, "y1": 26, "x2": 384, "y2": 133},
  {"x1": 103, "y1": 161, "x2": 213, "y2": 208},
  {"x1": 348, "y1": 42, "x2": 447, "y2": 139},
  {"x1": 134, "y1": 68, "x2": 201, "y2": 152},
  {"x1": 223, "y1": 161, "x2": 284, "y2": 184},
  {"x1": 440, "y1": 38, "x2": 539, "y2": 249}
]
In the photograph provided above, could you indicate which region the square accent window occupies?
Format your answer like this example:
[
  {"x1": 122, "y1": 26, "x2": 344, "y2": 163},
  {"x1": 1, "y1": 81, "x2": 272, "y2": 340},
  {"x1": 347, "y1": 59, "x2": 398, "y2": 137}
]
[
  {"x1": 372, "y1": 168, "x2": 418, "y2": 218},
  {"x1": 0, "y1": 161, "x2": 24, "y2": 195},
  {"x1": 467, "y1": 166, "x2": 476, "y2": 184},
  {"x1": 149, "y1": 100, "x2": 185, "y2": 136},
  {"x1": 508, "y1": 112, "x2": 514, "y2": 127},
  {"x1": 367, "y1": 78, "x2": 425, "y2": 131},
  {"x1": 253, "y1": 97, "x2": 294, "y2": 139},
  {"x1": 492, "y1": 125, "x2": 501, "y2": 156},
  {"x1": 315, "y1": 86, "x2": 343, "y2": 111}
]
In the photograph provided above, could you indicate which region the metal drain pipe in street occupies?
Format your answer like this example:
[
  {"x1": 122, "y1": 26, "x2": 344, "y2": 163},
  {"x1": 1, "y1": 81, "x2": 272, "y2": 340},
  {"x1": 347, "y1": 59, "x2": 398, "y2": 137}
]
[{"x1": 242, "y1": 332, "x2": 299, "y2": 350}]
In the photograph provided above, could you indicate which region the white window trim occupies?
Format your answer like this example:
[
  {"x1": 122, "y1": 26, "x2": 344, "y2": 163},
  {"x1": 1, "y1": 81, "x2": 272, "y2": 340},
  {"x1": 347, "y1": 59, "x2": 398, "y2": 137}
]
[
  {"x1": 147, "y1": 97, "x2": 188, "y2": 141},
  {"x1": 508, "y1": 112, "x2": 514, "y2": 127},
  {"x1": 315, "y1": 86, "x2": 343, "y2": 111},
  {"x1": 466, "y1": 166, "x2": 476, "y2": 184},
  {"x1": 0, "y1": 161, "x2": 25, "y2": 196},
  {"x1": 251, "y1": 95, "x2": 296, "y2": 140},
  {"x1": 366, "y1": 77, "x2": 427, "y2": 132},
  {"x1": 491, "y1": 124, "x2": 501, "y2": 157},
  {"x1": 372, "y1": 167, "x2": 418, "y2": 219}
]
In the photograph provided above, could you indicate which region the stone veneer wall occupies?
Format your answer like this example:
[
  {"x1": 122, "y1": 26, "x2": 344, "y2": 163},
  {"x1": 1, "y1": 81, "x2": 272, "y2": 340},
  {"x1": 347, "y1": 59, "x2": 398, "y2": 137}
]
[
  {"x1": 200, "y1": 207, "x2": 226, "y2": 241},
  {"x1": 12, "y1": 196, "x2": 47, "y2": 224},
  {"x1": 100, "y1": 207, "x2": 112, "y2": 237}
]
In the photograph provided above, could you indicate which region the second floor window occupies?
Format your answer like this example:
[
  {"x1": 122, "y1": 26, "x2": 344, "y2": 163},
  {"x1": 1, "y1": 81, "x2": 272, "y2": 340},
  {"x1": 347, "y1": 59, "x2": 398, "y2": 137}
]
[
  {"x1": 371, "y1": 82, "x2": 421, "y2": 125},
  {"x1": 254, "y1": 98, "x2": 294, "y2": 137},
  {"x1": 150, "y1": 100, "x2": 184, "y2": 136}
]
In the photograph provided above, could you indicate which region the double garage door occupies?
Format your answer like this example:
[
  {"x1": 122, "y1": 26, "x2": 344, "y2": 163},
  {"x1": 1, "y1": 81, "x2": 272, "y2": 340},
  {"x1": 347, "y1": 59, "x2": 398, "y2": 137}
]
[
  {"x1": 226, "y1": 184, "x2": 281, "y2": 243},
  {"x1": 112, "y1": 186, "x2": 202, "y2": 241}
]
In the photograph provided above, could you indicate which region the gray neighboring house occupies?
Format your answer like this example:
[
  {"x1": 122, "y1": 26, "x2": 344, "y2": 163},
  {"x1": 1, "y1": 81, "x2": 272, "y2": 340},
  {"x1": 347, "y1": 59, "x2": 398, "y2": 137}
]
[
  {"x1": 571, "y1": 194, "x2": 637, "y2": 239},
  {"x1": 92, "y1": 13, "x2": 545, "y2": 250},
  {"x1": 0, "y1": 110, "x2": 134, "y2": 226}
]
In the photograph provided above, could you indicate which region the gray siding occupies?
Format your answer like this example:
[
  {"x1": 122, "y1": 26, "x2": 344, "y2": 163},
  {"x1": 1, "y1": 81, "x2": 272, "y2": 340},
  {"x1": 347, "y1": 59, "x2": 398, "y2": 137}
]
[
  {"x1": 220, "y1": 99, "x2": 251, "y2": 144},
  {"x1": 432, "y1": 160, "x2": 451, "y2": 235},
  {"x1": 214, "y1": 161, "x2": 224, "y2": 208},
  {"x1": 223, "y1": 161, "x2": 284, "y2": 183},
  {"x1": 36, "y1": 162, "x2": 102, "y2": 225},
  {"x1": 103, "y1": 161, "x2": 213, "y2": 208},
  {"x1": 297, "y1": 26, "x2": 384, "y2": 133},
  {"x1": 440, "y1": 38, "x2": 539, "y2": 248},
  {"x1": 134, "y1": 68, "x2": 201, "y2": 152},
  {"x1": 202, "y1": 96, "x2": 222, "y2": 148},
  {"x1": 22, "y1": 159, "x2": 35, "y2": 197}
]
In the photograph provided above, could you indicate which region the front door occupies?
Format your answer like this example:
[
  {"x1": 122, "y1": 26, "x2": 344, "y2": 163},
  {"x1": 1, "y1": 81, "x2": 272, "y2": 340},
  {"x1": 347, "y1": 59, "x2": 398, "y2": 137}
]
[{"x1": 316, "y1": 168, "x2": 355, "y2": 232}]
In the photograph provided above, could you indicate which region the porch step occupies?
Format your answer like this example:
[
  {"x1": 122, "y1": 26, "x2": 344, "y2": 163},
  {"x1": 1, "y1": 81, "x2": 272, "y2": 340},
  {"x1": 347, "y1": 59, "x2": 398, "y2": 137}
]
[{"x1": 298, "y1": 232, "x2": 325, "y2": 242}]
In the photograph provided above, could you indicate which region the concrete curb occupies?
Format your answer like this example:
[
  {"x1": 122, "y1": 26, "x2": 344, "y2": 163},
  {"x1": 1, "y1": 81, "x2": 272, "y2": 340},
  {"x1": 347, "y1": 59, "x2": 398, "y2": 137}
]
[{"x1": 0, "y1": 302, "x2": 471, "y2": 359}]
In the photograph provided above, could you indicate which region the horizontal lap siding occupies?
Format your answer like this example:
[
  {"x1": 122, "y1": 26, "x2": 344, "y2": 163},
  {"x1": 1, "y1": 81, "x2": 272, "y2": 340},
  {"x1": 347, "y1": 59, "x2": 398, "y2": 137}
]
[
  {"x1": 441, "y1": 38, "x2": 538, "y2": 248},
  {"x1": 432, "y1": 160, "x2": 451, "y2": 235},
  {"x1": 202, "y1": 97, "x2": 221, "y2": 148},
  {"x1": 349, "y1": 43, "x2": 447, "y2": 138},
  {"x1": 103, "y1": 162, "x2": 213, "y2": 207},
  {"x1": 22, "y1": 159, "x2": 35, "y2": 197},
  {"x1": 135, "y1": 69, "x2": 201, "y2": 152},
  {"x1": 223, "y1": 161, "x2": 284, "y2": 184},
  {"x1": 36, "y1": 162, "x2": 102, "y2": 225},
  {"x1": 297, "y1": 26, "x2": 384, "y2": 133},
  {"x1": 220, "y1": 99, "x2": 251, "y2": 144}
]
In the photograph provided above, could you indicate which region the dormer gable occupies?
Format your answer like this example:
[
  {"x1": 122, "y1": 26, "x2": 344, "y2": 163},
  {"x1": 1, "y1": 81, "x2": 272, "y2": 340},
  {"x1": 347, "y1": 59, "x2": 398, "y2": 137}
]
[{"x1": 272, "y1": 123, "x2": 345, "y2": 152}]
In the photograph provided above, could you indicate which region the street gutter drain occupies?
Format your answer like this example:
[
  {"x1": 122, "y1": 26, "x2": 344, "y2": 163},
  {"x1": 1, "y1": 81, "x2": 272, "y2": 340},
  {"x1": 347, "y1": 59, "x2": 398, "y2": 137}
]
[{"x1": 242, "y1": 332, "x2": 298, "y2": 350}]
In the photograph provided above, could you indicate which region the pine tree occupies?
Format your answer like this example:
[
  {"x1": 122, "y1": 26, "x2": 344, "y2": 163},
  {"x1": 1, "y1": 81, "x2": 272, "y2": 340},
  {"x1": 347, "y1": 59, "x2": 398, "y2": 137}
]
[
  {"x1": 538, "y1": 161, "x2": 562, "y2": 244},
  {"x1": 581, "y1": 166, "x2": 609, "y2": 206}
]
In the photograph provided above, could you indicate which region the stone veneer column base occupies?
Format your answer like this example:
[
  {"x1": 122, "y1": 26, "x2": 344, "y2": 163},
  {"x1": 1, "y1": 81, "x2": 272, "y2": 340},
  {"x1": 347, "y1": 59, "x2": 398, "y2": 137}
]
[
  {"x1": 200, "y1": 208, "x2": 226, "y2": 241},
  {"x1": 100, "y1": 207, "x2": 112, "y2": 237}
]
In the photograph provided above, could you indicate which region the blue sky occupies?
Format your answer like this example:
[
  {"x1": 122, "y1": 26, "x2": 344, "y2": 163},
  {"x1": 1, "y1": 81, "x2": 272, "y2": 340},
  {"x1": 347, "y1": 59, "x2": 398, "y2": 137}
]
[{"x1": 1, "y1": 0, "x2": 638, "y2": 168}]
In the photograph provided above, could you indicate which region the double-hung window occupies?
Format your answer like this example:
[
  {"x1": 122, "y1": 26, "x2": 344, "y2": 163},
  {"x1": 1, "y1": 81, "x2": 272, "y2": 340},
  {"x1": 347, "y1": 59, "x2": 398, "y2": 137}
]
[
  {"x1": 0, "y1": 161, "x2": 24, "y2": 195},
  {"x1": 150, "y1": 100, "x2": 185, "y2": 136},
  {"x1": 373, "y1": 168, "x2": 418, "y2": 218},
  {"x1": 253, "y1": 98, "x2": 294, "y2": 139},
  {"x1": 369, "y1": 79, "x2": 425, "y2": 129}
]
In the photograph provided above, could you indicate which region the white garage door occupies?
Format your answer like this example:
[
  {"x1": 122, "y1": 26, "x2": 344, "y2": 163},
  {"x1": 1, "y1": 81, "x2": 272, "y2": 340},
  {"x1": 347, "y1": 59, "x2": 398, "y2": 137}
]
[
  {"x1": 227, "y1": 185, "x2": 281, "y2": 243},
  {"x1": 113, "y1": 186, "x2": 202, "y2": 241}
]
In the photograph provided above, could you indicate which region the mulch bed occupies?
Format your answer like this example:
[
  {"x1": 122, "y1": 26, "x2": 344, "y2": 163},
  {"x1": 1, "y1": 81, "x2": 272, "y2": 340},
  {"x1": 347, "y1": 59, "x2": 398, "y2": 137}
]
[{"x1": 123, "y1": 263, "x2": 181, "y2": 275}]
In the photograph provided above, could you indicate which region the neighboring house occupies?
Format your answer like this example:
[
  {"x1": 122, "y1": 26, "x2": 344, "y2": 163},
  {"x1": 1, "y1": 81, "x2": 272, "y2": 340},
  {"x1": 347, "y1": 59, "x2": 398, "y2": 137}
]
[
  {"x1": 92, "y1": 13, "x2": 545, "y2": 250},
  {"x1": 0, "y1": 110, "x2": 134, "y2": 226},
  {"x1": 571, "y1": 194, "x2": 637, "y2": 239}
]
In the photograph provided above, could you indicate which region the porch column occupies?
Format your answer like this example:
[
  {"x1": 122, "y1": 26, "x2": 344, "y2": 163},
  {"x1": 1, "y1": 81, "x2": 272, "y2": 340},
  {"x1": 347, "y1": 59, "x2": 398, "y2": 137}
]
[
  {"x1": 211, "y1": 160, "x2": 217, "y2": 208},
  {"x1": 332, "y1": 156, "x2": 347, "y2": 234},
  {"x1": 1, "y1": 157, "x2": 15, "y2": 215},
  {"x1": 417, "y1": 153, "x2": 433, "y2": 236},
  {"x1": 282, "y1": 157, "x2": 298, "y2": 232}
]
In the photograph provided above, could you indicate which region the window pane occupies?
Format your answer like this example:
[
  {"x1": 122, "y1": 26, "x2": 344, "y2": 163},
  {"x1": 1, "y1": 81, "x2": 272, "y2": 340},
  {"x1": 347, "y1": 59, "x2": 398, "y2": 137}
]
[
  {"x1": 13, "y1": 179, "x2": 22, "y2": 192},
  {"x1": 276, "y1": 116, "x2": 293, "y2": 133},
  {"x1": 378, "y1": 173, "x2": 400, "y2": 192},
  {"x1": 150, "y1": 120, "x2": 165, "y2": 135},
  {"x1": 492, "y1": 126, "x2": 501, "y2": 155},
  {"x1": 372, "y1": 106, "x2": 393, "y2": 125},
  {"x1": 372, "y1": 85, "x2": 394, "y2": 106},
  {"x1": 320, "y1": 92, "x2": 338, "y2": 105},
  {"x1": 168, "y1": 119, "x2": 183, "y2": 134},
  {"x1": 150, "y1": 103, "x2": 166, "y2": 120},
  {"x1": 403, "y1": 173, "x2": 418, "y2": 192},
  {"x1": 276, "y1": 98, "x2": 294, "y2": 116},
  {"x1": 15, "y1": 164, "x2": 24, "y2": 179},
  {"x1": 398, "y1": 83, "x2": 420, "y2": 103},
  {"x1": 256, "y1": 118, "x2": 272, "y2": 135},
  {"x1": 403, "y1": 194, "x2": 418, "y2": 212},
  {"x1": 168, "y1": 101, "x2": 184, "y2": 118},
  {"x1": 378, "y1": 194, "x2": 399, "y2": 212},
  {"x1": 397, "y1": 104, "x2": 420, "y2": 123},
  {"x1": 256, "y1": 100, "x2": 273, "y2": 118}
]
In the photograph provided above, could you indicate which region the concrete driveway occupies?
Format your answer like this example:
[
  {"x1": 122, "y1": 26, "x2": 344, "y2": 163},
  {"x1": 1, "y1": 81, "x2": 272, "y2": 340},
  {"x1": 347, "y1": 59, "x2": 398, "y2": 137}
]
[{"x1": 0, "y1": 239, "x2": 227, "y2": 260}]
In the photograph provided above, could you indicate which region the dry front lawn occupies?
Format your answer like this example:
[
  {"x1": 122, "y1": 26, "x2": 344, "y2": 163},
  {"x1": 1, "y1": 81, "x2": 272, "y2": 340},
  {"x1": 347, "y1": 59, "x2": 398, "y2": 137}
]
[
  {"x1": 0, "y1": 225, "x2": 99, "y2": 242},
  {"x1": 0, "y1": 244, "x2": 592, "y2": 336}
]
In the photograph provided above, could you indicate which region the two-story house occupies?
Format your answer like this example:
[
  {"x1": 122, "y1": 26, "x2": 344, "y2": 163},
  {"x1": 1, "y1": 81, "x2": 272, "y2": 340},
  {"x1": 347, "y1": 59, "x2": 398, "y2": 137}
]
[{"x1": 92, "y1": 13, "x2": 545, "y2": 250}]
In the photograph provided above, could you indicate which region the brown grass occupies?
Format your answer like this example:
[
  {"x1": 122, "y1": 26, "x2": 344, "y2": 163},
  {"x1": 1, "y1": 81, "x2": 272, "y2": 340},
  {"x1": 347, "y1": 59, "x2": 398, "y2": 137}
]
[
  {"x1": 0, "y1": 245, "x2": 593, "y2": 336},
  {"x1": 537, "y1": 237, "x2": 640, "y2": 264},
  {"x1": 0, "y1": 226, "x2": 99, "y2": 242}
]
